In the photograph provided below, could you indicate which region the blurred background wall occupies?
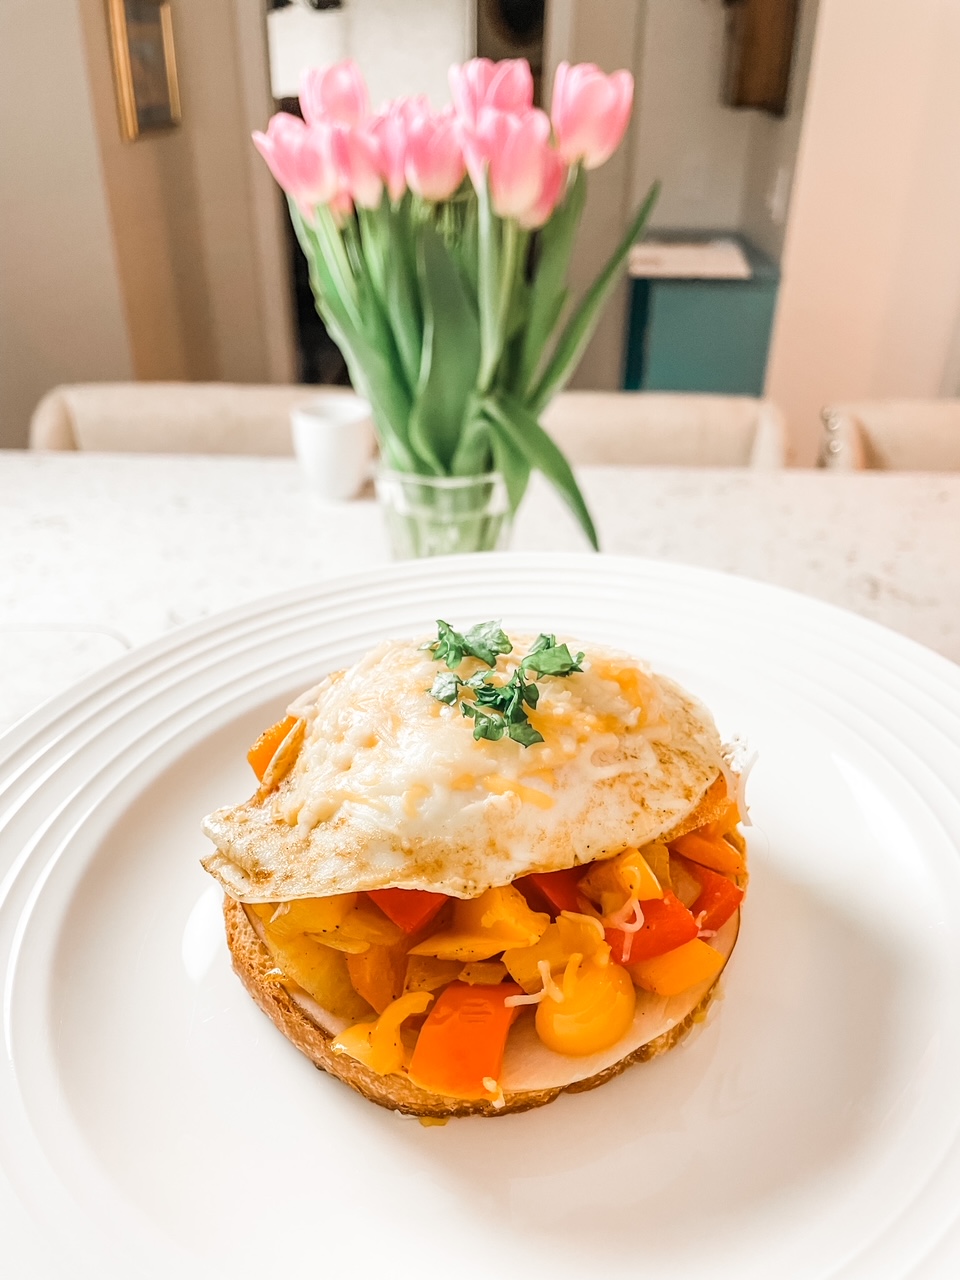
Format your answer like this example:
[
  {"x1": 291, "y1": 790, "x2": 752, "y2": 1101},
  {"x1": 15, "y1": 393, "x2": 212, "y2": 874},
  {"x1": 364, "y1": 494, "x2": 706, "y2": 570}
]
[
  {"x1": 2, "y1": 0, "x2": 960, "y2": 461},
  {"x1": 766, "y1": 0, "x2": 960, "y2": 461},
  {"x1": 0, "y1": 0, "x2": 295, "y2": 449},
  {"x1": 0, "y1": 0, "x2": 134, "y2": 449}
]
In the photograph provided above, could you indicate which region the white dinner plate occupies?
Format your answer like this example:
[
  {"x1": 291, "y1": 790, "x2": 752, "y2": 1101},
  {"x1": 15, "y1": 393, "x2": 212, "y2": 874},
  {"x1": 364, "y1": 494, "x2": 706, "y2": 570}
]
[{"x1": 2, "y1": 553, "x2": 960, "y2": 1280}]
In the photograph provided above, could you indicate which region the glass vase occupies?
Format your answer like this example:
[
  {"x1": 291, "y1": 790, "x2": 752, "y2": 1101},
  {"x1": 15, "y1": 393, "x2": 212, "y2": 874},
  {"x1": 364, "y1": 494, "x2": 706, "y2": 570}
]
[{"x1": 374, "y1": 468, "x2": 512, "y2": 559}]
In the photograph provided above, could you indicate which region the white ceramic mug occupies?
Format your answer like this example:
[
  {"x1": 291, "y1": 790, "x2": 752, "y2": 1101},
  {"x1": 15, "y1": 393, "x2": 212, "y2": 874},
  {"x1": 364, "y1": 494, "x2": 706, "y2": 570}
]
[{"x1": 290, "y1": 395, "x2": 375, "y2": 501}]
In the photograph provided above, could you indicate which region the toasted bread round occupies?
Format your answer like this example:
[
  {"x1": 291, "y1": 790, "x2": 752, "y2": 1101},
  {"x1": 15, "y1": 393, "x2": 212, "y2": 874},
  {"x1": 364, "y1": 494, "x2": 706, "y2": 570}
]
[{"x1": 224, "y1": 894, "x2": 734, "y2": 1119}]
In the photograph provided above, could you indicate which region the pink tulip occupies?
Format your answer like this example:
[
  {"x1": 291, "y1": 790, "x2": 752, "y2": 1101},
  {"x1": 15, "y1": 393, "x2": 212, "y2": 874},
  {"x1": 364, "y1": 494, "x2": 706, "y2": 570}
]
[
  {"x1": 299, "y1": 60, "x2": 370, "y2": 127},
  {"x1": 405, "y1": 108, "x2": 465, "y2": 202},
  {"x1": 252, "y1": 113, "x2": 341, "y2": 210},
  {"x1": 370, "y1": 111, "x2": 407, "y2": 202},
  {"x1": 449, "y1": 57, "x2": 533, "y2": 126},
  {"x1": 327, "y1": 189, "x2": 355, "y2": 226},
  {"x1": 462, "y1": 106, "x2": 564, "y2": 226},
  {"x1": 551, "y1": 62, "x2": 633, "y2": 169},
  {"x1": 333, "y1": 125, "x2": 383, "y2": 209},
  {"x1": 521, "y1": 146, "x2": 566, "y2": 229},
  {"x1": 370, "y1": 96, "x2": 430, "y2": 202}
]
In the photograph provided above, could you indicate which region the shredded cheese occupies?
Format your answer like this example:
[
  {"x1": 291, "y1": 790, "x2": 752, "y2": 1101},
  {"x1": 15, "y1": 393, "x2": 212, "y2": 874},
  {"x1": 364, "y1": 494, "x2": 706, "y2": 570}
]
[
  {"x1": 735, "y1": 750, "x2": 758, "y2": 827},
  {"x1": 603, "y1": 897, "x2": 645, "y2": 934},
  {"x1": 538, "y1": 959, "x2": 564, "y2": 1002},
  {"x1": 403, "y1": 783, "x2": 430, "y2": 818},
  {"x1": 504, "y1": 989, "x2": 546, "y2": 1007},
  {"x1": 481, "y1": 1077, "x2": 506, "y2": 1109},
  {"x1": 481, "y1": 774, "x2": 555, "y2": 810}
]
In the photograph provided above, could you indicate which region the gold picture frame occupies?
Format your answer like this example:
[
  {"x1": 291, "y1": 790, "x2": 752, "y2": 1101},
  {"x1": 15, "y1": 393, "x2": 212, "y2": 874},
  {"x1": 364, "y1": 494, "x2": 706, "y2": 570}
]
[{"x1": 108, "y1": 0, "x2": 182, "y2": 142}]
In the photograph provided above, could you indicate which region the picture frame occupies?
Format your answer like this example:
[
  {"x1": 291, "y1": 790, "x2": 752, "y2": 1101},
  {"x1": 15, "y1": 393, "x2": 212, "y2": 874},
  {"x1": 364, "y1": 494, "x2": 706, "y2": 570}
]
[{"x1": 107, "y1": 0, "x2": 182, "y2": 142}]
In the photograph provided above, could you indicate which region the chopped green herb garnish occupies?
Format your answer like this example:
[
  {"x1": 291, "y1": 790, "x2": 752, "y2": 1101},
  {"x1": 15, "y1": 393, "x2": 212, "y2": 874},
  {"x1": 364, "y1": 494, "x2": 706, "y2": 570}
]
[
  {"x1": 429, "y1": 670, "x2": 463, "y2": 705},
  {"x1": 520, "y1": 634, "x2": 585, "y2": 678},
  {"x1": 426, "y1": 622, "x2": 584, "y2": 747},
  {"x1": 425, "y1": 619, "x2": 513, "y2": 669}
]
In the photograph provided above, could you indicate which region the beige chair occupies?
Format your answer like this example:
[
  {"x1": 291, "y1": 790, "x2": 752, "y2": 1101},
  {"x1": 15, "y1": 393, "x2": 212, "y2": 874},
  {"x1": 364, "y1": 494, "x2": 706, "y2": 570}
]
[
  {"x1": 541, "y1": 392, "x2": 787, "y2": 468},
  {"x1": 818, "y1": 400, "x2": 960, "y2": 470},
  {"x1": 28, "y1": 382, "x2": 361, "y2": 454}
]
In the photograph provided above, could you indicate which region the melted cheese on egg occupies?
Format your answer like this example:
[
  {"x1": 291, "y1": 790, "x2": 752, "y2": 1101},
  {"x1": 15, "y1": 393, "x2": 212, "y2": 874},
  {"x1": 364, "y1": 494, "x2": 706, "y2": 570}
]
[{"x1": 201, "y1": 635, "x2": 727, "y2": 902}]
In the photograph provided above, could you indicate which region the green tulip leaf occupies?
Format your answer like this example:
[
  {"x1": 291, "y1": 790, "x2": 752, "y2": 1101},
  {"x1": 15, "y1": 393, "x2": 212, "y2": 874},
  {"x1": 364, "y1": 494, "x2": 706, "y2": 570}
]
[
  {"x1": 530, "y1": 180, "x2": 659, "y2": 414},
  {"x1": 484, "y1": 394, "x2": 598, "y2": 549},
  {"x1": 408, "y1": 225, "x2": 482, "y2": 473}
]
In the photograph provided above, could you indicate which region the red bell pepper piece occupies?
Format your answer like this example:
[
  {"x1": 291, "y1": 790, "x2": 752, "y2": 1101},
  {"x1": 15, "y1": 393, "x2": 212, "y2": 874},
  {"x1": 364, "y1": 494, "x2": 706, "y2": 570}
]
[
  {"x1": 674, "y1": 856, "x2": 744, "y2": 932},
  {"x1": 408, "y1": 980, "x2": 523, "y2": 1100},
  {"x1": 515, "y1": 867, "x2": 585, "y2": 915},
  {"x1": 366, "y1": 887, "x2": 448, "y2": 934},
  {"x1": 605, "y1": 891, "x2": 698, "y2": 965}
]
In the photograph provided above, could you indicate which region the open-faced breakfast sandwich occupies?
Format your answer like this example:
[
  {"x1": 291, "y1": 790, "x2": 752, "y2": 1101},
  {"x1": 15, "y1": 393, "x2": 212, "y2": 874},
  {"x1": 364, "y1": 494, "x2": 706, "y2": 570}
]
[{"x1": 201, "y1": 621, "x2": 748, "y2": 1118}]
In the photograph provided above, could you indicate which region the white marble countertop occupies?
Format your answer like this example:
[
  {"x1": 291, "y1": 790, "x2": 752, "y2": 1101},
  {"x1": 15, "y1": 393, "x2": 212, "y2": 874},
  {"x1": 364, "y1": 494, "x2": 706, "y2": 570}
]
[{"x1": 2, "y1": 450, "x2": 958, "y2": 731}]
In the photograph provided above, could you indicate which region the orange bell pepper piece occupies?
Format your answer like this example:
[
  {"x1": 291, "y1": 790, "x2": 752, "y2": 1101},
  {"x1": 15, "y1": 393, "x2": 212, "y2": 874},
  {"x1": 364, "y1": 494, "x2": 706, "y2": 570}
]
[
  {"x1": 346, "y1": 943, "x2": 407, "y2": 1014},
  {"x1": 407, "y1": 980, "x2": 523, "y2": 1101},
  {"x1": 702, "y1": 797, "x2": 742, "y2": 839},
  {"x1": 366, "y1": 887, "x2": 448, "y2": 934},
  {"x1": 669, "y1": 830, "x2": 746, "y2": 878},
  {"x1": 247, "y1": 715, "x2": 298, "y2": 782}
]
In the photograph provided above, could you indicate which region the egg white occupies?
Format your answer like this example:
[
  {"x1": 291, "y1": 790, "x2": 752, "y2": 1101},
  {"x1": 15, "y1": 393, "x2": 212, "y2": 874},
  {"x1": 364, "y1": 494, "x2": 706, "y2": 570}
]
[{"x1": 201, "y1": 634, "x2": 727, "y2": 902}]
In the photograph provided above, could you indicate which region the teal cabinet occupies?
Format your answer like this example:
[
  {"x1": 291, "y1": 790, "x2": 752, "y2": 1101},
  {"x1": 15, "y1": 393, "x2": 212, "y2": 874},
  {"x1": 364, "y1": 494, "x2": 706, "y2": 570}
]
[{"x1": 624, "y1": 236, "x2": 779, "y2": 395}]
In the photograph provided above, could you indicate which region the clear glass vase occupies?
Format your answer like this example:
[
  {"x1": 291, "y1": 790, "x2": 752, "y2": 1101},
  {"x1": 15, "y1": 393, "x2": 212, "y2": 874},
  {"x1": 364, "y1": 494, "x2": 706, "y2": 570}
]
[{"x1": 374, "y1": 468, "x2": 512, "y2": 559}]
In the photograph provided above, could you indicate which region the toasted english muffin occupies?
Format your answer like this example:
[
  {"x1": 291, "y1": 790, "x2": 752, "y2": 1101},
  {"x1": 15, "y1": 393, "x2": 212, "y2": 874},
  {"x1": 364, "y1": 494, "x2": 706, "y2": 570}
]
[{"x1": 225, "y1": 892, "x2": 739, "y2": 1118}]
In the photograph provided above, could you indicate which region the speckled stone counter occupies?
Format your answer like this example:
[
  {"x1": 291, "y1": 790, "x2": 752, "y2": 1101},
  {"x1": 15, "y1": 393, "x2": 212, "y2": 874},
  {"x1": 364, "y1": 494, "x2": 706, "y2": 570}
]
[{"x1": 2, "y1": 451, "x2": 957, "y2": 730}]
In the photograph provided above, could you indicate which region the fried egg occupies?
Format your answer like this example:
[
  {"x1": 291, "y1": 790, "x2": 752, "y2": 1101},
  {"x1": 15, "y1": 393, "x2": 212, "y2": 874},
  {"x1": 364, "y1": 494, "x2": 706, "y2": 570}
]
[{"x1": 201, "y1": 633, "x2": 727, "y2": 902}]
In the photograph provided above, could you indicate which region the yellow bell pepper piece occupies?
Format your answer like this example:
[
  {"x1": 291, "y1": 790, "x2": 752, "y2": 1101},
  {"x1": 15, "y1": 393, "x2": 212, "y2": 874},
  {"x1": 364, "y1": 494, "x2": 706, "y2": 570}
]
[
  {"x1": 334, "y1": 901, "x2": 406, "y2": 948},
  {"x1": 253, "y1": 894, "x2": 357, "y2": 939},
  {"x1": 617, "y1": 847, "x2": 665, "y2": 900},
  {"x1": 255, "y1": 895, "x2": 405, "y2": 956},
  {"x1": 502, "y1": 911, "x2": 608, "y2": 993},
  {"x1": 579, "y1": 847, "x2": 664, "y2": 916},
  {"x1": 409, "y1": 885, "x2": 549, "y2": 962},
  {"x1": 629, "y1": 938, "x2": 725, "y2": 996},
  {"x1": 250, "y1": 912, "x2": 373, "y2": 1022},
  {"x1": 331, "y1": 991, "x2": 433, "y2": 1076},
  {"x1": 404, "y1": 955, "x2": 464, "y2": 993},
  {"x1": 459, "y1": 960, "x2": 509, "y2": 985},
  {"x1": 460, "y1": 884, "x2": 550, "y2": 939}
]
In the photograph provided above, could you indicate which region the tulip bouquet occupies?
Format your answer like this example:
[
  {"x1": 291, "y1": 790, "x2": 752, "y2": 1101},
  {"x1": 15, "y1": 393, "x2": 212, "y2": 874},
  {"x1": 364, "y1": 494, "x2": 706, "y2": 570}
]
[{"x1": 254, "y1": 57, "x2": 656, "y2": 553}]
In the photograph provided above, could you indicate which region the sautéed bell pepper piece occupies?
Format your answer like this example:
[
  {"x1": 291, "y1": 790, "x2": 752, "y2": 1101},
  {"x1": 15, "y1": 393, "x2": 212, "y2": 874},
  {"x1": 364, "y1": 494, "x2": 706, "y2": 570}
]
[
  {"x1": 579, "y1": 847, "x2": 664, "y2": 916},
  {"x1": 247, "y1": 715, "x2": 299, "y2": 782},
  {"x1": 408, "y1": 980, "x2": 523, "y2": 1101},
  {"x1": 331, "y1": 991, "x2": 433, "y2": 1077},
  {"x1": 346, "y1": 942, "x2": 408, "y2": 1014},
  {"x1": 367, "y1": 887, "x2": 448, "y2": 934},
  {"x1": 258, "y1": 894, "x2": 357, "y2": 939},
  {"x1": 404, "y1": 955, "x2": 464, "y2": 994},
  {"x1": 674, "y1": 855, "x2": 744, "y2": 932},
  {"x1": 702, "y1": 797, "x2": 742, "y2": 839},
  {"x1": 516, "y1": 867, "x2": 585, "y2": 915},
  {"x1": 629, "y1": 938, "x2": 725, "y2": 997},
  {"x1": 409, "y1": 885, "x2": 549, "y2": 962},
  {"x1": 605, "y1": 891, "x2": 698, "y2": 965},
  {"x1": 669, "y1": 830, "x2": 746, "y2": 878}
]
